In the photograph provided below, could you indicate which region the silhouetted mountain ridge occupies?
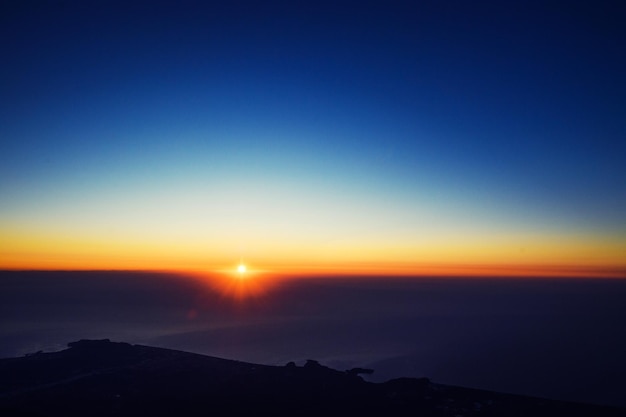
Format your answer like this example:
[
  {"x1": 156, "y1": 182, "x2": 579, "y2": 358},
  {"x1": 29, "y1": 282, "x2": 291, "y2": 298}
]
[{"x1": 0, "y1": 339, "x2": 623, "y2": 417}]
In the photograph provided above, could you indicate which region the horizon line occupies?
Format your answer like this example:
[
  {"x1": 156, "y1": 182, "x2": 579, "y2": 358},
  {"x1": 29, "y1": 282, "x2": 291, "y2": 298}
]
[{"x1": 1, "y1": 264, "x2": 625, "y2": 279}]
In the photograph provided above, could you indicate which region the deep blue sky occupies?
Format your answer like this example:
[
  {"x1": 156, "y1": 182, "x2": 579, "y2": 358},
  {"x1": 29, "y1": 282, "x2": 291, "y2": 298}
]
[{"x1": 1, "y1": 1, "x2": 625, "y2": 271}]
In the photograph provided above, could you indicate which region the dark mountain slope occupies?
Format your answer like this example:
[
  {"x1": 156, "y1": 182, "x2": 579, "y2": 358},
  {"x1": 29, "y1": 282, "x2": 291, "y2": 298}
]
[{"x1": 0, "y1": 340, "x2": 623, "y2": 417}]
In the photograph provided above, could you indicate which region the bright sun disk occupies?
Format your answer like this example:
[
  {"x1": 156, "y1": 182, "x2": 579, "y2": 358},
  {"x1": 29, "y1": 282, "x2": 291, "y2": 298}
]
[{"x1": 237, "y1": 264, "x2": 247, "y2": 274}]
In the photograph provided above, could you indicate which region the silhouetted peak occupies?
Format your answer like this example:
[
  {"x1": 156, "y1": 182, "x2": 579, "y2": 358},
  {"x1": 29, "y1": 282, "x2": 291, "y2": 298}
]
[
  {"x1": 346, "y1": 367, "x2": 374, "y2": 376},
  {"x1": 2, "y1": 341, "x2": 624, "y2": 417},
  {"x1": 304, "y1": 359, "x2": 321, "y2": 368},
  {"x1": 68, "y1": 339, "x2": 113, "y2": 348},
  {"x1": 303, "y1": 359, "x2": 338, "y2": 375}
]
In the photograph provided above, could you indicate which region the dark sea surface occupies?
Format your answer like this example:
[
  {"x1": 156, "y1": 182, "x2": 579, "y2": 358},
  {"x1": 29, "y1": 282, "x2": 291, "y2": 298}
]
[{"x1": 1, "y1": 270, "x2": 625, "y2": 406}]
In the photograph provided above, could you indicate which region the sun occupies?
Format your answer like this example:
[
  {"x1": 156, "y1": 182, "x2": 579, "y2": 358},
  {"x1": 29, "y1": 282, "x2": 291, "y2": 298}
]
[{"x1": 203, "y1": 261, "x2": 276, "y2": 300}]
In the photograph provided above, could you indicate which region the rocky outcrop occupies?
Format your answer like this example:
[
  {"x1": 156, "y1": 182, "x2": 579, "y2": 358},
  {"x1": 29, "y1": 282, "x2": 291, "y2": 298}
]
[{"x1": 1, "y1": 340, "x2": 624, "y2": 417}]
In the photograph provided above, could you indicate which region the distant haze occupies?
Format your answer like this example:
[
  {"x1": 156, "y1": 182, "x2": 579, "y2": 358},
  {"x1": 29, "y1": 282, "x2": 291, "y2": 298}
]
[{"x1": 2, "y1": 271, "x2": 625, "y2": 407}]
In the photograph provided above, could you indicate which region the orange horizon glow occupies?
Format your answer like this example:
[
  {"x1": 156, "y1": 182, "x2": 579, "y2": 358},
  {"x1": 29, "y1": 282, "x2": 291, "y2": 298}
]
[
  {"x1": 2, "y1": 225, "x2": 625, "y2": 279},
  {"x1": 2, "y1": 230, "x2": 625, "y2": 278},
  {"x1": 1, "y1": 261, "x2": 624, "y2": 279},
  {"x1": 2, "y1": 262, "x2": 624, "y2": 305}
]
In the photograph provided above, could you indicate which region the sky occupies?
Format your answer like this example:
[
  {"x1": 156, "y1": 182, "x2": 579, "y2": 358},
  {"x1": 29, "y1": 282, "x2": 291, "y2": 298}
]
[{"x1": 1, "y1": 1, "x2": 625, "y2": 276}]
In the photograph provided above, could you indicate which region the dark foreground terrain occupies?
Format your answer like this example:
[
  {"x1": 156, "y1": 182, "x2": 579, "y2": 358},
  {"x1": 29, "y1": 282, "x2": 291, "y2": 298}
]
[{"x1": 1, "y1": 340, "x2": 624, "y2": 417}]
